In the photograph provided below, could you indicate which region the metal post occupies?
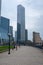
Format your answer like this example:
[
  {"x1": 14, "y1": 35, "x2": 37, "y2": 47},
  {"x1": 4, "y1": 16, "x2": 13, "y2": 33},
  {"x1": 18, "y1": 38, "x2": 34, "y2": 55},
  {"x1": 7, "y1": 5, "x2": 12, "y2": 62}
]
[{"x1": 8, "y1": 34, "x2": 10, "y2": 54}]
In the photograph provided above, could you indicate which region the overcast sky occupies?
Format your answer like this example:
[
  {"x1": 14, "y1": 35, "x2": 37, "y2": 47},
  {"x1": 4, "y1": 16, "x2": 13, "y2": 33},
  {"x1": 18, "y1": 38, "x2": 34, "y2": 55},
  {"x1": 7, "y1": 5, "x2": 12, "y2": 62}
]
[{"x1": 1, "y1": 0, "x2": 43, "y2": 40}]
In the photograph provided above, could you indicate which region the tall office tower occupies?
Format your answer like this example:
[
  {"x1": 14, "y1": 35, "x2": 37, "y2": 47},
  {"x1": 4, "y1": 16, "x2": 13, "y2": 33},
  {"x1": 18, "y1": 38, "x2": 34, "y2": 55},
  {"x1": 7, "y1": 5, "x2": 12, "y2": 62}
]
[
  {"x1": 17, "y1": 5, "x2": 25, "y2": 43},
  {"x1": 0, "y1": 0, "x2": 1, "y2": 25},
  {"x1": 0, "y1": 0, "x2": 1, "y2": 16}
]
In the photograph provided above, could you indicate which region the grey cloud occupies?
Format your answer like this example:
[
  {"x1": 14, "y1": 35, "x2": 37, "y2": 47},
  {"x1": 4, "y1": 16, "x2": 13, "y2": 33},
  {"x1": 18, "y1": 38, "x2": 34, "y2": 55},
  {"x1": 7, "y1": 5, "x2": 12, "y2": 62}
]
[{"x1": 25, "y1": 0, "x2": 43, "y2": 13}]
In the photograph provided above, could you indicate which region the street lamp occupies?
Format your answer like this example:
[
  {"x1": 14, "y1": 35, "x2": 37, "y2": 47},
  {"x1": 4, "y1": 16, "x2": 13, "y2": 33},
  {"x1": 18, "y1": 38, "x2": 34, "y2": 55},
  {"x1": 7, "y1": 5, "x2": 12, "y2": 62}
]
[
  {"x1": 8, "y1": 33, "x2": 11, "y2": 54},
  {"x1": 0, "y1": 33, "x2": 2, "y2": 45}
]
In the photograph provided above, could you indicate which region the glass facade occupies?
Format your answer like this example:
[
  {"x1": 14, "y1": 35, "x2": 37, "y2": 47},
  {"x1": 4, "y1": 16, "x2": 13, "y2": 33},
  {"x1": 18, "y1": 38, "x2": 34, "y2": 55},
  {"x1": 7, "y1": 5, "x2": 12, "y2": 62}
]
[
  {"x1": 1, "y1": 16, "x2": 9, "y2": 33},
  {"x1": 17, "y1": 23, "x2": 21, "y2": 42},
  {"x1": 25, "y1": 29, "x2": 28, "y2": 41},
  {"x1": 9, "y1": 26, "x2": 13, "y2": 42},
  {"x1": 9, "y1": 26, "x2": 13, "y2": 36},
  {"x1": 0, "y1": 0, "x2": 1, "y2": 16},
  {"x1": 15, "y1": 31, "x2": 17, "y2": 42},
  {"x1": 0, "y1": 16, "x2": 9, "y2": 45},
  {"x1": 0, "y1": 0, "x2": 1, "y2": 25},
  {"x1": 17, "y1": 5, "x2": 25, "y2": 42}
]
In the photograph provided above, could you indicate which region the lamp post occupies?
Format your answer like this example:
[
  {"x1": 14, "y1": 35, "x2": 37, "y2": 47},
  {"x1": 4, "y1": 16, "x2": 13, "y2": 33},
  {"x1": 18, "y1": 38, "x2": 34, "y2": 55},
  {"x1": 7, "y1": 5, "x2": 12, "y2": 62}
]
[
  {"x1": 0, "y1": 33, "x2": 2, "y2": 45},
  {"x1": 0, "y1": 33, "x2": 1, "y2": 43},
  {"x1": 8, "y1": 33, "x2": 11, "y2": 54}
]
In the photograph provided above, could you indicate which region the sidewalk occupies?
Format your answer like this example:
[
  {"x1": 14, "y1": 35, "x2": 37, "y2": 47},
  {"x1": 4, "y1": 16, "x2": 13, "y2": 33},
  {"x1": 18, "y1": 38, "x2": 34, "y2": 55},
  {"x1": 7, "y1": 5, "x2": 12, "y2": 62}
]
[{"x1": 0, "y1": 46, "x2": 43, "y2": 65}]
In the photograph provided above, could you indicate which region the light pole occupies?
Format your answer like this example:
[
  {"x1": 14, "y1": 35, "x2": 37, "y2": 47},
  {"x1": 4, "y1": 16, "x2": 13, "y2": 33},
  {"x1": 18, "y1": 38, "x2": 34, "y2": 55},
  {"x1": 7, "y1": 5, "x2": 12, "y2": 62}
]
[
  {"x1": 8, "y1": 33, "x2": 11, "y2": 54},
  {"x1": 0, "y1": 33, "x2": 1, "y2": 43},
  {"x1": 0, "y1": 33, "x2": 2, "y2": 45}
]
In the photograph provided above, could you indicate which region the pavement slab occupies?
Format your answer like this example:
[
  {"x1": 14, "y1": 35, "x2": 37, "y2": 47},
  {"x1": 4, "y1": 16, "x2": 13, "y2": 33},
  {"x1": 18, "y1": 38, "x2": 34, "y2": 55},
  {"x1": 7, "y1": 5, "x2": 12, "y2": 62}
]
[{"x1": 0, "y1": 46, "x2": 43, "y2": 65}]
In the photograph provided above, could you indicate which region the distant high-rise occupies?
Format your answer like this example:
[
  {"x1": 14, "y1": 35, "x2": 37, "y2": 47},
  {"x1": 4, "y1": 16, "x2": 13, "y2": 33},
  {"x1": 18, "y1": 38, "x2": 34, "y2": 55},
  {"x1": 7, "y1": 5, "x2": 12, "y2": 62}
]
[
  {"x1": 17, "y1": 5, "x2": 25, "y2": 42},
  {"x1": 33, "y1": 32, "x2": 42, "y2": 45},
  {"x1": 25, "y1": 29, "x2": 28, "y2": 41},
  {"x1": 9, "y1": 26, "x2": 13, "y2": 42},
  {"x1": 15, "y1": 31, "x2": 17, "y2": 42},
  {"x1": 9, "y1": 26, "x2": 13, "y2": 37}
]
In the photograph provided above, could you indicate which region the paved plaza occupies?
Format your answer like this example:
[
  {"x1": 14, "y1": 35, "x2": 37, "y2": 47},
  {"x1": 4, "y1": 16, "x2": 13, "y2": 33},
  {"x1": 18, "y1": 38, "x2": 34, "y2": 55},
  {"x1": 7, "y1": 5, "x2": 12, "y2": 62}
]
[{"x1": 0, "y1": 46, "x2": 43, "y2": 65}]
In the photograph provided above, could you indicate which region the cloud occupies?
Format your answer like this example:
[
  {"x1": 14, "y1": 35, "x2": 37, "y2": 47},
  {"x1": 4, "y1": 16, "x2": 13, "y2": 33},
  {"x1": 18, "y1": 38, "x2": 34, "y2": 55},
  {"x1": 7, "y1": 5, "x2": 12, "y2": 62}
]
[
  {"x1": 25, "y1": 0, "x2": 43, "y2": 13},
  {"x1": 25, "y1": 7, "x2": 40, "y2": 17},
  {"x1": 1, "y1": 0, "x2": 17, "y2": 17},
  {"x1": 17, "y1": 0, "x2": 24, "y2": 3}
]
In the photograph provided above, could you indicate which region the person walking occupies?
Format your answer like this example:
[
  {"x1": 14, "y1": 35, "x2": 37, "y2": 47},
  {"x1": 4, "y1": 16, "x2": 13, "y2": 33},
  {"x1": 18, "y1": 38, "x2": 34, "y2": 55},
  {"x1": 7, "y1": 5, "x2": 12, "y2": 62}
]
[{"x1": 15, "y1": 43, "x2": 17, "y2": 50}]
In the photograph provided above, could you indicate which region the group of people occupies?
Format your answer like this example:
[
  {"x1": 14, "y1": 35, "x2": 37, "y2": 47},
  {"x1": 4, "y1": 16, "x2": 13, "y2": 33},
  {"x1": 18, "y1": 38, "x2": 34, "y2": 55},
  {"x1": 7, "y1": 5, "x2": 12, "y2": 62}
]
[
  {"x1": 12, "y1": 42, "x2": 17, "y2": 50},
  {"x1": 12, "y1": 42, "x2": 20, "y2": 50}
]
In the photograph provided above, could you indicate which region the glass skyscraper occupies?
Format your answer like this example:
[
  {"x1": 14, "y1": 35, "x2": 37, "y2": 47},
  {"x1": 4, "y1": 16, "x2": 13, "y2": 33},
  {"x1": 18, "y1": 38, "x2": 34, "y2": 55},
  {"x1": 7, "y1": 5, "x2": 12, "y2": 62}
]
[
  {"x1": 0, "y1": 0, "x2": 10, "y2": 45},
  {"x1": 0, "y1": 0, "x2": 1, "y2": 25},
  {"x1": 17, "y1": 5, "x2": 25, "y2": 42},
  {"x1": 0, "y1": 0, "x2": 1, "y2": 16},
  {"x1": 0, "y1": 16, "x2": 9, "y2": 45}
]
